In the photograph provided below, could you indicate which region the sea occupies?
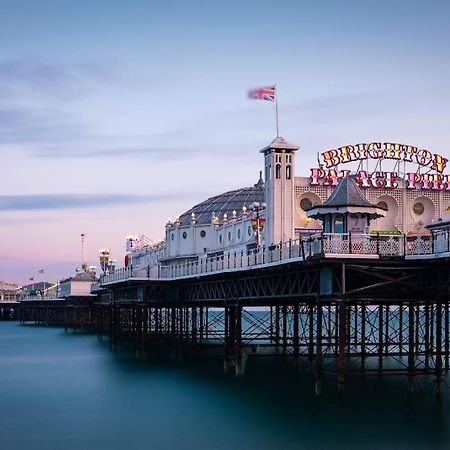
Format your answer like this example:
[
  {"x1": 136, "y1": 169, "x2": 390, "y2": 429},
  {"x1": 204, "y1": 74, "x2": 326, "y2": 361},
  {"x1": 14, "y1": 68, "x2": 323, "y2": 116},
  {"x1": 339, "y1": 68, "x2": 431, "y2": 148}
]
[{"x1": 1, "y1": 321, "x2": 449, "y2": 450}]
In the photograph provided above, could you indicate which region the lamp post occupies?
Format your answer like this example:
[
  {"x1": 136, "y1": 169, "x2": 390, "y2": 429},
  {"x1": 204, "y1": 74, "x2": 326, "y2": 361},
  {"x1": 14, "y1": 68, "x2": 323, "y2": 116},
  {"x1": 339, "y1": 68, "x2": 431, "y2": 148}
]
[
  {"x1": 99, "y1": 248, "x2": 110, "y2": 273},
  {"x1": 249, "y1": 201, "x2": 267, "y2": 247},
  {"x1": 81, "y1": 233, "x2": 87, "y2": 272}
]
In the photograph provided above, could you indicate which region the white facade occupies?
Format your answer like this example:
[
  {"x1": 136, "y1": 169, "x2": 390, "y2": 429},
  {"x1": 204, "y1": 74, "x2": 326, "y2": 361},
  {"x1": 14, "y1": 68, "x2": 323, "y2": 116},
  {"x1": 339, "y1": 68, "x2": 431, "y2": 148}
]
[
  {"x1": 59, "y1": 277, "x2": 96, "y2": 297},
  {"x1": 132, "y1": 212, "x2": 257, "y2": 269}
]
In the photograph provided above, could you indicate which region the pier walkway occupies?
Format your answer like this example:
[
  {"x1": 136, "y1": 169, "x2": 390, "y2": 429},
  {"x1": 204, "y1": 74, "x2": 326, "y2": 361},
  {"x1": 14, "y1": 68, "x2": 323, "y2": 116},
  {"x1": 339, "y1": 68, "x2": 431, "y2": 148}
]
[{"x1": 100, "y1": 231, "x2": 450, "y2": 285}]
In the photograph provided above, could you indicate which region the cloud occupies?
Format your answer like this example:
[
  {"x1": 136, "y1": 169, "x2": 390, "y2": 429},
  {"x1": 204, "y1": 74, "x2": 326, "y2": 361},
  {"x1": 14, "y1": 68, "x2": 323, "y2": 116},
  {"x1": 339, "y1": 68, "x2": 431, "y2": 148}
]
[
  {"x1": 0, "y1": 193, "x2": 185, "y2": 212},
  {"x1": 0, "y1": 57, "x2": 116, "y2": 101},
  {"x1": 0, "y1": 57, "x2": 207, "y2": 160},
  {"x1": 0, "y1": 104, "x2": 199, "y2": 159},
  {"x1": 35, "y1": 145, "x2": 198, "y2": 158}
]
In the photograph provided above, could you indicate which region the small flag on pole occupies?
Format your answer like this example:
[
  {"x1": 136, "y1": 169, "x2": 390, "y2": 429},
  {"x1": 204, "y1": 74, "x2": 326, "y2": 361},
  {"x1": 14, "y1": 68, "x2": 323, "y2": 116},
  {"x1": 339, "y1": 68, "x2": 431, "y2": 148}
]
[
  {"x1": 248, "y1": 85, "x2": 276, "y2": 102},
  {"x1": 248, "y1": 84, "x2": 279, "y2": 136}
]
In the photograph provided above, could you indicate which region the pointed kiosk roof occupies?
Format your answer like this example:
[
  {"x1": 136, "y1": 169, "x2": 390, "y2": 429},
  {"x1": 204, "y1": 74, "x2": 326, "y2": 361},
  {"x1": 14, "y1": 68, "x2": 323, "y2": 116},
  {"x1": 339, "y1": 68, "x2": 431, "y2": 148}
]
[{"x1": 306, "y1": 176, "x2": 386, "y2": 220}]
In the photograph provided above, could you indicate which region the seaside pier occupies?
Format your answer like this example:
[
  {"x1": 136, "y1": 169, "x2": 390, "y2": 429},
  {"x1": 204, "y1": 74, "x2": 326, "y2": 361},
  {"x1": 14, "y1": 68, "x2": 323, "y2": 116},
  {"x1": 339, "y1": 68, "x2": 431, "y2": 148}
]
[
  {"x1": 93, "y1": 230, "x2": 450, "y2": 391},
  {"x1": 10, "y1": 137, "x2": 450, "y2": 391}
]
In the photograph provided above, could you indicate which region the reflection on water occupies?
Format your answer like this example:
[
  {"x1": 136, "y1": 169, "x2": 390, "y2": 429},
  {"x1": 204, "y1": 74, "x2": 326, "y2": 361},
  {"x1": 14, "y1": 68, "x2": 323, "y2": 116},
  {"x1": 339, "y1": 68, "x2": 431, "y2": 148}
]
[{"x1": 0, "y1": 322, "x2": 449, "y2": 450}]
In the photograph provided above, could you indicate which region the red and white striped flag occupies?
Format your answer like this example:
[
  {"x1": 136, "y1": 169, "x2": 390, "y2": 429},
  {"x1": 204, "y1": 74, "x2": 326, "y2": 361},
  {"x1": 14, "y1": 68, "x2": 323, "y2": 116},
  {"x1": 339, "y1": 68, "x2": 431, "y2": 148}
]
[{"x1": 248, "y1": 85, "x2": 276, "y2": 102}]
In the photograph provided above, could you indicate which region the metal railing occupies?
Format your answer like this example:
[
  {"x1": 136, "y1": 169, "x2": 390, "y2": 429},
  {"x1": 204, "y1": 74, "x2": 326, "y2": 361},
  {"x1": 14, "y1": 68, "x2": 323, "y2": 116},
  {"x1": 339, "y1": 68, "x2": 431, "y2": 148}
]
[
  {"x1": 19, "y1": 295, "x2": 61, "y2": 301},
  {"x1": 99, "y1": 231, "x2": 450, "y2": 283}
]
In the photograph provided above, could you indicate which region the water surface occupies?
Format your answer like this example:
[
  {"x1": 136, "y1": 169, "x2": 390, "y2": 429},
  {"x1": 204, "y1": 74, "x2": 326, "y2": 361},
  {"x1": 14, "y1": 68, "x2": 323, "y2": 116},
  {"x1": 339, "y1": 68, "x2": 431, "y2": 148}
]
[{"x1": 1, "y1": 322, "x2": 449, "y2": 450}]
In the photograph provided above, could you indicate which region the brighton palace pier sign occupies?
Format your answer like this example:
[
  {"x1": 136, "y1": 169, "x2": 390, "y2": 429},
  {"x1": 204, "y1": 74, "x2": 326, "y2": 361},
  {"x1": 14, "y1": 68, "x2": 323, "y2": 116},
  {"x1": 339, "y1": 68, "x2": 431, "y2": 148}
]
[{"x1": 310, "y1": 142, "x2": 450, "y2": 190}]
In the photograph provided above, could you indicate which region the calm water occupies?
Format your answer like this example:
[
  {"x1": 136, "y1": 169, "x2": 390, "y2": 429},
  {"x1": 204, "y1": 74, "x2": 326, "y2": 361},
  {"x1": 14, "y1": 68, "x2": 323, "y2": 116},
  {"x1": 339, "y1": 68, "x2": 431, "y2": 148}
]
[{"x1": 1, "y1": 322, "x2": 449, "y2": 450}]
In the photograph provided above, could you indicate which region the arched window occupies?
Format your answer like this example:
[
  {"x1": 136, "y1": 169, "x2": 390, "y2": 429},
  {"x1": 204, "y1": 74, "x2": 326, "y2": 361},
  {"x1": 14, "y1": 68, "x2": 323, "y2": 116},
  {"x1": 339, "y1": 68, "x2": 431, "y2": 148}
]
[
  {"x1": 275, "y1": 164, "x2": 281, "y2": 179},
  {"x1": 286, "y1": 164, "x2": 291, "y2": 180}
]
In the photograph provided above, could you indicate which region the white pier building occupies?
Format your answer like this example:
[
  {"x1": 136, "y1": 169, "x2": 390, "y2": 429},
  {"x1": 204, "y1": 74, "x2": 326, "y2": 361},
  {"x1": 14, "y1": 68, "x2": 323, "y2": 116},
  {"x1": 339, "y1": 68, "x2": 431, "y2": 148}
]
[{"x1": 105, "y1": 137, "x2": 450, "y2": 280}]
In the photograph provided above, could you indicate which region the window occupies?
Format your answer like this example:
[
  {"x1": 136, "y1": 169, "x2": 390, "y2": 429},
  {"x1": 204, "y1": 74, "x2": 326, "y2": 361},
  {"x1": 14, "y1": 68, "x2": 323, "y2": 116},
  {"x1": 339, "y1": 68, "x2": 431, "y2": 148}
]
[
  {"x1": 286, "y1": 164, "x2": 291, "y2": 180},
  {"x1": 334, "y1": 215, "x2": 344, "y2": 233},
  {"x1": 248, "y1": 226, "x2": 252, "y2": 236},
  {"x1": 413, "y1": 202, "x2": 424, "y2": 215},
  {"x1": 275, "y1": 164, "x2": 281, "y2": 179},
  {"x1": 237, "y1": 229, "x2": 241, "y2": 239},
  {"x1": 219, "y1": 235, "x2": 223, "y2": 244},
  {"x1": 200, "y1": 230, "x2": 206, "y2": 238},
  {"x1": 300, "y1": 197, "x2": 312, "y2": 211},
  {"x1": 171, "y1": 233, "x2": 174, "y2": 241},
  {"x1": 182, "y1": 231, "x2": 187, "y2": 239},
  {"x1": 377, "y1": 201, "x2": 388, "y2": 211},
  {"x1": 228, "y1": 231, "x2": 232, "y2": 242}
]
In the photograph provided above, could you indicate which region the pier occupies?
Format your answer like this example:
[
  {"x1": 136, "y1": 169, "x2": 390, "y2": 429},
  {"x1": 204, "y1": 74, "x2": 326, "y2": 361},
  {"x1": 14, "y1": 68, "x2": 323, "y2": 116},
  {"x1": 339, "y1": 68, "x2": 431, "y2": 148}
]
[{"x1": 11, "y1": 229, "x2": 450, "y2": 392}]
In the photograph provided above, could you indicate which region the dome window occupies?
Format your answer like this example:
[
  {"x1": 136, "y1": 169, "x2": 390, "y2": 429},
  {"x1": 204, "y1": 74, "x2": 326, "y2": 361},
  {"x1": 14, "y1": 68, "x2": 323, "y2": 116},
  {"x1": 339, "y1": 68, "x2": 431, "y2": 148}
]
[
  {"x1": 300, "y1": 197, "x2": 313, "y2": 211},
  {"x1": 228, "y1": 231, "x2": 232, "y2": 242},
  {"x1": 413, "y1": 202, "x2": 424, "y2": 215},
  {"x1": 182, "y1": 231, "x2": 187, "y2": 239},
  {"x1": 377, "y1": 201, "x2": 388, "y2": 211},
  {"x1": 200, "y1": 230, "x2": 206, "y2": 238}
]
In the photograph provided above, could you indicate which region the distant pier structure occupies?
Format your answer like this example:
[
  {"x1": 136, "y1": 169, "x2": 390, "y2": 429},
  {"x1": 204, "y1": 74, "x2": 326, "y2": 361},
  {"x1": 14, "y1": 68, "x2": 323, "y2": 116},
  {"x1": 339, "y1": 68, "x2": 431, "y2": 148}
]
[{"x1": 14, "y1": 137, "x2": 450, "y2": 390}]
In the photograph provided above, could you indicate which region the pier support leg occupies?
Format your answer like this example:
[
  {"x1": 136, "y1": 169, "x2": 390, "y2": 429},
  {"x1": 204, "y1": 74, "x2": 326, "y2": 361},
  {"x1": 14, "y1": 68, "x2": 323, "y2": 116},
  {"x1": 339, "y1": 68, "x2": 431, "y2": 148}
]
[
  {"x1": 315, "y1": 302, "x2": 323, "y2": 395},
  {"x1": 338, "y1": 300, "x2": 347, "y2": 391},
  {"x1": 360, "y1": 303, "x2": 366, "y2": 373},
  {"x1": 408, "y1": 303, "x2": 416, "y2": 393},
  {"x1": 338, "y1": 263, "x2": 347, "y2": 392},
  {"x1": 435, "y1": 301, "x2": 443, "y2": 397},
  {"x1": 293, "y1": 304, "x2": 299, "y2": 364},
  {"x1": 275, "y1": 306, "x2": 280, "y2": 349},
  {"x1": 224, "y1": 305, "x2": 243, "y2": 375}
]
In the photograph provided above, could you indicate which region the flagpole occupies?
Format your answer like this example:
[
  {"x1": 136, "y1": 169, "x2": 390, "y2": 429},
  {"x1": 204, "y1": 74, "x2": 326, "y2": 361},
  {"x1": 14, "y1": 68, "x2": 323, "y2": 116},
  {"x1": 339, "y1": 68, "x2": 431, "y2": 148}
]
[{"x1": 275, "y1": 84, "x2": 279, "y2": 137}]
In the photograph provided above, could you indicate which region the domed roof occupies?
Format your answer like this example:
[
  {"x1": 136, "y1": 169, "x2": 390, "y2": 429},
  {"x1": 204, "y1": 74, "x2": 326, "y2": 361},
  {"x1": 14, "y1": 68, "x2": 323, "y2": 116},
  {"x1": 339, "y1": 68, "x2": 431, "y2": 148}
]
[{"x1": 179, "y1": 176, "x2": 265, "y2": 226}]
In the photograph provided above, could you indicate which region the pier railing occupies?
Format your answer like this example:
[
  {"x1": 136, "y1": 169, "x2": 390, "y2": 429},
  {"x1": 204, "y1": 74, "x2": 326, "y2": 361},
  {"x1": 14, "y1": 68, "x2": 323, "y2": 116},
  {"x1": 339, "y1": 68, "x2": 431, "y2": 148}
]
[
  {"x1": 99, "y1": 230, "x2": 450, "y2": 284},
  {"x1": 19, "y1": 295, "x2": 61, "y2": 301}
]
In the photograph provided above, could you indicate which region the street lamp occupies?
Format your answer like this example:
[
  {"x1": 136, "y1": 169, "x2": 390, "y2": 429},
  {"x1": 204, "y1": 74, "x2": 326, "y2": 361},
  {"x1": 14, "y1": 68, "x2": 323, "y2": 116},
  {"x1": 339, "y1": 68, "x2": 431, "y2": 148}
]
[
  {"x1": 249, "y1": 201, "x2": 267, "y2": 247},
  {"x1": 99, "y1": 248, "x2": 110, "y2": 273}
]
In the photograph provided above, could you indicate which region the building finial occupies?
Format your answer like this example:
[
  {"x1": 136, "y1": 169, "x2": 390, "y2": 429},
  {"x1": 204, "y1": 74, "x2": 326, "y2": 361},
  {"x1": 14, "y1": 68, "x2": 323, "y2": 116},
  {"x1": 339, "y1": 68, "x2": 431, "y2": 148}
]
[{"x1": 254, "y1": 170, "x2": 265, "y2": 188}]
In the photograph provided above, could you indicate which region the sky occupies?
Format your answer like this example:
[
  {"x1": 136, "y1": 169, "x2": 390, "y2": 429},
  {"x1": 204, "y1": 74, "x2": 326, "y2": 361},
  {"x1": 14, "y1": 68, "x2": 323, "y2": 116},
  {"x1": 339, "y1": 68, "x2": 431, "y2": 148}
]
[{"x1": 1, "y1": 0, "x2": 450, "y2": 284}]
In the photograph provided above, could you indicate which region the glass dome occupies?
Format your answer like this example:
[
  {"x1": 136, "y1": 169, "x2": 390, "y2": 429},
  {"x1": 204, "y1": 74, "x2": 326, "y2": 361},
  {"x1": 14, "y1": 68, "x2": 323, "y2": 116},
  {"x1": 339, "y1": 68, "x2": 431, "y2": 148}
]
[{"x1": 179, "y1": 183, "x2": 264, "y2": 226}]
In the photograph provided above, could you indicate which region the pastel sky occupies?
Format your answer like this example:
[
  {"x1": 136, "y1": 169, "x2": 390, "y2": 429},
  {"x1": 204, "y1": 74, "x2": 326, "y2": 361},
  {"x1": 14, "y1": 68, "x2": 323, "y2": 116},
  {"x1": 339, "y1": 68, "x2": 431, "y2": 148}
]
[{"x1": 1, "y1": 0, "x2": 450, "y2": 284}]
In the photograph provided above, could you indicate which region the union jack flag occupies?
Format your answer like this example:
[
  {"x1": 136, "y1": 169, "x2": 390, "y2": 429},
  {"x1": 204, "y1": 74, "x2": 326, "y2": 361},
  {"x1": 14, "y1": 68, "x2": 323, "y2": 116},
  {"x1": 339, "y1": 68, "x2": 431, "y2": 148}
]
[{"x1": 248, "y1": 85, "x2": 276, "y2": 102}]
